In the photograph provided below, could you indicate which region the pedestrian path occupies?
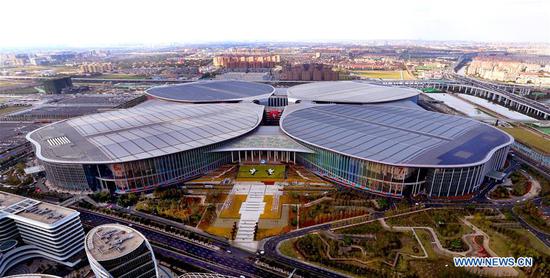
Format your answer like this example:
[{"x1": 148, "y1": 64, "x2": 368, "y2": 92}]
[{"x1": 235, "y1": 183, "x2": 266, "y2": 242}]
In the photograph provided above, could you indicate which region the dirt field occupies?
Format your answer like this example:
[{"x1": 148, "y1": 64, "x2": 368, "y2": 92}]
[{"x1": 352, "y1": 70, "x2": 414, "y2": 80}]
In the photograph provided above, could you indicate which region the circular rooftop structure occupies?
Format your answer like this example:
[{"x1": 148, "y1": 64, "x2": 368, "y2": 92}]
[
  {"x1": 85, "y1": 224, "x2": 146, "y2": 262},
  {"x1": 287, "y1": 81, "x2": 420, "y2": 104},
  {"x1": 281, "y1": 103, "x2": 513, "y2": 168},
  {"x1": 27, "y1": 102, "x2": 264, "y2": 164},
  {"x1": 145, "y1": 80, "x2": 275, "y2": 103}
]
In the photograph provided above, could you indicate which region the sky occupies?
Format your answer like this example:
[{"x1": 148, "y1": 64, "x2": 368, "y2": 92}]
[{"x1": 1, "y1": 0, "x2": 549, "y2": 48}]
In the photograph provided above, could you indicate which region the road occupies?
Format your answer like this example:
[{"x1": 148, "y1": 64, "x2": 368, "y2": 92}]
[
  {"x1": 512, "y1": 210, "x2": 550, "y2": 247},
  {"x1": 262, "y1": 224, "x2": 349, "y2": 278},
  {"x1": 78, "y1": 209, "x2": 285, "y2": 278}
]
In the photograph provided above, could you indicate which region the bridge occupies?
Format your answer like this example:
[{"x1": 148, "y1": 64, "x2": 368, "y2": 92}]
[
  {"x1": 451, "y1": 53, "x2": 547, "y2": 96},
  {"x1": 380, "y1": 79, "x2": 550, "y2": 120}
]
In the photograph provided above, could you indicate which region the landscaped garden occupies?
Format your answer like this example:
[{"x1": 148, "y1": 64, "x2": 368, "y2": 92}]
[
  {"x1": 490, "y1": 185, "x2": 511, "y2": 199},
  {"x1": 299, "y1": 197, "x2": 371, "y2": 227},
  {"x1": 509, "y1": 171, "x2": 532, "y2": 196},
  {"x1": 279, "y1": 218, "x2": 479, "y2": 278},
  {"x1": 470, "y1": 212, "x2": 550, "y2": 277},
  {"x1": 514, "y1": 201, "x2": 550, "y2": 234},
  {"x1": 386, "y1": 209, "x2": 472, "y2": 252},
  {"x1": 135, "y1": 188, "x2": 206, "y2": 226},
  {"x1": 292, "y1": 233, "x2": 388, "y2": 276},
  {"x1": 1, "y1": 162, "x2": 33, "y2": 186},
  {"x1": 280, "y1": 207, "x2": 550, "y2": 277}
]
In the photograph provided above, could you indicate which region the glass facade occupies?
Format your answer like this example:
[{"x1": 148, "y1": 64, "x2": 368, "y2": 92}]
[
  {"x1": 297, "y1": 145, "x2": 424, "y2": 197},
  {"x1": 99, "y1": 243, "x2": 157, "y2": 278},
  {"x1": 511, "y1": 141, "x2": 549, "y2": 168},
  {"x1": 298, "y1": 144, "x2": 510, "y2": 198},
  {"x1": 42, "y1": 162, "x2": 90, "y2": 192},
  {"x1": 42, "y1": 143, "x2": 231, "y2": 194},
  {"x1": 41, "y1": 135, "x2": 509, "y2": 197},
  {"x1": 425, "y1": 146, "x2": 509, "y2": 197},
  {"x1": 103, "y1": 143, "x2": 230, "y2": 193}
]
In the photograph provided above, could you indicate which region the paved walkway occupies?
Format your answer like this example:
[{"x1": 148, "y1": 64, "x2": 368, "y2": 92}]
[
  {"x1": 462, "y1": 216, "x2": 519, "y2": 277},
  {"x1": 379, "y1": 218, "x2": 470, "y2": 257},
  {"x1": 230, "y1": 182, "x2": 285, "y2": 251},
  {"x1": 235, "y1": 183, "x2": 266, "y2": 242},
  {"x1": 380, "y1": 216, "x2": 518, "y2": 277}
]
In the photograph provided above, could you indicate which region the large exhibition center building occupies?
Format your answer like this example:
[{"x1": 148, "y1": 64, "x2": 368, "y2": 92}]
[{"x1": 27, "y1": 80, "x2": 513, "y2": 199}]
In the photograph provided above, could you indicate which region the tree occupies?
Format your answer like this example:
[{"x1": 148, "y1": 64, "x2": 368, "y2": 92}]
[
  {"x1": 14, "y1": 162, "x2": 26, "y2": 175},
  {"x1": 343, "y1": 235, "x2": 352, "y2": 246},
  {"x1": 5, "y1": 175, "x2": 19, "y2": 185},
  {"x1": 95, "y1": 191, "x2": 111, "y2": 203}
]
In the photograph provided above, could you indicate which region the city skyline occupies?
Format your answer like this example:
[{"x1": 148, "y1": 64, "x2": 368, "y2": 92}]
[{"x1": 1, "y1": 0, "x2": 549, "y2": 48}]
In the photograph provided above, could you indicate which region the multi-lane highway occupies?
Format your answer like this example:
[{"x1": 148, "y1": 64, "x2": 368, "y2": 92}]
[{"x1": 78, "y1": 209, "x2": 286, "y2": 278}]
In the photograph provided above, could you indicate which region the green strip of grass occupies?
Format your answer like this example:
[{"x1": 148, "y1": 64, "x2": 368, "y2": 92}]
[{"x1": 499, "y1": 126, "x2": 550, "y2": 154}]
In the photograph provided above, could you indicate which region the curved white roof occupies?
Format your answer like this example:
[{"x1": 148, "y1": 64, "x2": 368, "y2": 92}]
[
  {"x1": 145, "y1": 80, "x2": 274, "y2": 103},
  {"x1": 281, "y1": 103, "x2": 513, "y2": 168},
  {"x1": 27, "y1": 102, "x2": 264, "y2": 164},
  {"x1": 211, "y1": 126, "x2": 314, "y2": 153},
  {"x1": 287, "y1": 81, "x2": 420, "y2": 104}
]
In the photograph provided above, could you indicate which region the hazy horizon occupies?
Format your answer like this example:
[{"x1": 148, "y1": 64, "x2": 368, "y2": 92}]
[{"x1": 1, "y1": 0, "x2": 549, "y2": 49}]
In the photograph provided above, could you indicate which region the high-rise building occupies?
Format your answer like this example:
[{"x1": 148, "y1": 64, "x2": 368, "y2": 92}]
[
  {"x1": 85, "y1": 224, "x2": 159, "y2": 278},
  {"x1": 0, "y1": 192, "x2": 85, "y2": 276},
  {"x1": 213, "y1": 54, "x2": 280, "y2": 70},
  {"x1": 80, "y1": 63, "x2": 114, "y2": 74}
]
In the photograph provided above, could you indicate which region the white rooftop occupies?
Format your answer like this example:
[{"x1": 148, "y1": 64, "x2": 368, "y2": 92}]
[
  {"x1": 27, "y1": 102, "x2": 264, "y2": 164},
  {"x1": 287, "y1": 81, "x2": 420, "y2": 104},
  {"x1": 0, "y1": 192, "x2": 77, "y2": 226},
  {"x1": 86, "y1": 224, "x2": 146, "y2": 261}
]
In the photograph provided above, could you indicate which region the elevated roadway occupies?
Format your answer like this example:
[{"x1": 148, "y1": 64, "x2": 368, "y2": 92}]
[{"x1": 380, "y1": 79, "x2": 550, "y2": 120}]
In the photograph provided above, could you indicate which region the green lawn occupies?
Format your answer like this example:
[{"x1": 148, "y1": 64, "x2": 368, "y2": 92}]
[
  {"x1": 534, "y1": 127, "x2": 550, "y2": 135},
  {"x1": 0, "y1": 87, "x2": 39, "y2": 94},
  {"x1": 513, "y1": 229, "x2": 550, "y2": 255},
  {"x1": 414, "y1": 229, "x2": 437, "y2": 258},
  {"x1": 237, "y1": 165, "x2": 285, "y2": 179},
  {"x1": 278, "y1": 238, "x2": 301, "y2": 259},
  {"x1": 499, "y1": 126, "x2": 550, "y2": 154},
  {"x1": 421, "y1": 88, "x2": 442, "y2": 93},
  {"x1": 0, "y1": 106, "x2": 26, "y2": 115}
]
